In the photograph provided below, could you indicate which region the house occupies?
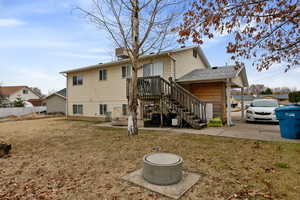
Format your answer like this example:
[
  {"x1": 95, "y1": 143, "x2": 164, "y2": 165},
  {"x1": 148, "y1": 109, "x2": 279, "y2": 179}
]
[
  {"x1": 232, "y1": 94, "x2": 290, "y2": 107},
  {"x1": 44, "y1": 88, "x2": 67, "y2": 114},
  {"x1": 232, "y1": 94, "x2": 255, "y2": 108},
  {"x1": 61, "y1": 46, "x2": 248, "y2": 127},
  {"x1": 257, "y1": 94, "x2": 289, "y2": 105},
  {"x1": 177, "y1": 66, "x2": 248, "y2": 124},
  {"x1": 0, "y1": 86, "x2": 41, "y2": 106}
]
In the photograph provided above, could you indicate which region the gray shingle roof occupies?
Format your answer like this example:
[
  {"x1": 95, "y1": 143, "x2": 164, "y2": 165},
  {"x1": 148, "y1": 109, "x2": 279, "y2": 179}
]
[
  {"x1": 56, "y1": 88, "x2": 66, "y2": 97},
  {"x1": 258, "y1": 94, "x2": 288, "y2": 100},
  {"x1": 177, "y1": 66, "x2": 239, "y2": 82},
  {"x1": 232, "y1": 94, "x2": 289, "y2": 100},
  {"x1": 232, "y1": 95, "x2": 255, "y2": 101}
]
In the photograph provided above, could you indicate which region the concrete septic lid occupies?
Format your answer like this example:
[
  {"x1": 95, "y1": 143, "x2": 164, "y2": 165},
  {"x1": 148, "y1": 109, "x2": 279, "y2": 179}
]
[
  {"x1": 143, "y1": 153, "x2": 184, "y2": 185},
  {"x1": 145, "y1": 153, "x2": 182, "y2": 165}
]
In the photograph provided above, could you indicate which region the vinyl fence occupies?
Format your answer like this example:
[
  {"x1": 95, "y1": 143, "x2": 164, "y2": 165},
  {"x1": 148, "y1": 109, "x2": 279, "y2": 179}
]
[{"x1": 0, "y1": 106, "x2": 47, "y2": 118}]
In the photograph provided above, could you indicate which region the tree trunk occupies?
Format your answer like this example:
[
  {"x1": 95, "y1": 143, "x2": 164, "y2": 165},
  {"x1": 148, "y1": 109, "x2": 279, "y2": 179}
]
[
  {"x1": 128, "y1": 0, "x2": 139, "y2": 136},
  {"x1": 128, "y1": 67, "x2": 138, "y2": 136}
]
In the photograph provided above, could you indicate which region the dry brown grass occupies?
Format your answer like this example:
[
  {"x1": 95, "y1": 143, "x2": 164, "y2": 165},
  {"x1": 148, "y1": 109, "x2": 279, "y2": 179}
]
[{"x1": 0, "y1": 118, "x2": 299, "y2": 200}]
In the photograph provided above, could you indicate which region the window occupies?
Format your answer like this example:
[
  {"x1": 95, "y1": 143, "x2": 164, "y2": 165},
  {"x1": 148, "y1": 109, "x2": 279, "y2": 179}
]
[
  {"x1": 122, "y1": 66, "x2": 132, "y2": 78},
  {"x1": 122, "y1": 104, "x2": 128, "y2": 116},
  {"x1": 23, "y1": 89, "x2": 28, "y2": 94},
  {"x1": 143, "y1": 61, "x2": 163, "y2": 77},
  {"x1": 73, "y1": 104, "x2": 83, "y2": 114},
  {"x1": 99, "y1": 104, "x2": 107, "y2": 115},
  {"x1": 193, "y1": 48, "x2": 198, "y2": 58},
  {"x1": 73, "y1": 75, "x2": 83, "y2": 85},
  {"x1": 99, "y1": 69, "x2": 107, "y2": 80}
]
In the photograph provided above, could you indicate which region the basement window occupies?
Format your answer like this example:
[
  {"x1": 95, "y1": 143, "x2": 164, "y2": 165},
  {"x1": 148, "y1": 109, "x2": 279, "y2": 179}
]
[
  {"x1": 73, "y1": 104, "x2": 83, "y2": 114},
  {"x1": 122, "y1": 104, "x2": 128, "y2": 116},
  {"x1": 99, "y1": 104, "x2": 107, "y2": 115}
]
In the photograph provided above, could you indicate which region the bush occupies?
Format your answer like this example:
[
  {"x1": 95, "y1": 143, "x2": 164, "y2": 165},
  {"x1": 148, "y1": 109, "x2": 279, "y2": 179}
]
[{"x1": 289, "y1": 91, "x2": 300, "y2": 103}]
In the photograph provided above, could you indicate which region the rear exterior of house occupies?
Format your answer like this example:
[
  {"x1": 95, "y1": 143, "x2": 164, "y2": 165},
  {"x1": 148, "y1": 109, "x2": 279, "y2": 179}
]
[
  {"x1": 62, "y1": 46, "x2": 248, "y2": 127},
  {"x1": 63, "y1": 46, "x2": 209, "y2": 121}
]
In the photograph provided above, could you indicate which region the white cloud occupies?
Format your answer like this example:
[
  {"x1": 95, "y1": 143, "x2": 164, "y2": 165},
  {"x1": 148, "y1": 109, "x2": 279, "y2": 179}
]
[{"x1": 0, "y1": 18, "x2": 25, "y2": 27}]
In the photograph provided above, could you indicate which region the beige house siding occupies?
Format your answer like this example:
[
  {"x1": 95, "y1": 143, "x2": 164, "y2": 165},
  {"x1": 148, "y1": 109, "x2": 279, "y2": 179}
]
[
  {"x1": 172, "y1": 48, "x2": 207, "y2": 79},
  {"x1": 67, "y1": 56, "x2": 171, "y2": 118},
  {"x1": 65, "y1": 48, "x2": 209, "y2": 119},
  {"x1": 9, "y1": 88, "x2": 40, "y2": 101},
  {"x1": 46, "y1": 95, "x2": 66, "y2": 114}
]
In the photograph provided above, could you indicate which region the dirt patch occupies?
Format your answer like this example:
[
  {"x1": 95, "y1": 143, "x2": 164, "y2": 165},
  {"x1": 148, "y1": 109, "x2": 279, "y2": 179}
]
[{"x1": 0, "y1": 118, "x2": 299, "y2": 199}]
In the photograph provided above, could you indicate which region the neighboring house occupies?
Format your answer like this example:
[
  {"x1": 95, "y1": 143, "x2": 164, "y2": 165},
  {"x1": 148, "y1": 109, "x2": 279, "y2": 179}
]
[
  {"x1": 45, "y1": 88, "x2": 67, "y2": 114},
  {"x1": 232, "y1": 95, "x2": 255, "y2": 108},
  {"x1": 0, "y1": 86, "x2": 41, "y2": 106},
  {"x1": 232, "y1": 94, "x2": 290, "y2": 107},
  {"x1": 257, "y1": 94, "x2": 289, "y2": 105},
  {"x1": 61, "y1": 46, "x2": 249, "y2": 127}
]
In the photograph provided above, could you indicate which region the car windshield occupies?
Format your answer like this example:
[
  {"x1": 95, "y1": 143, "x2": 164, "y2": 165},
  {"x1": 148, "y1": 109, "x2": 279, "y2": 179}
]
[{"x1": 252, "y1": 100, "x2": 278, "y2": 107}]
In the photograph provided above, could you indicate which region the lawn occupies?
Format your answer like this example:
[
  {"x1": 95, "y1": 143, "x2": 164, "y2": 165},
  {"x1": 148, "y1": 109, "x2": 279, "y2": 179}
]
[{"x1": 0, "y1": 118, "x2": 299, "y2": 200}]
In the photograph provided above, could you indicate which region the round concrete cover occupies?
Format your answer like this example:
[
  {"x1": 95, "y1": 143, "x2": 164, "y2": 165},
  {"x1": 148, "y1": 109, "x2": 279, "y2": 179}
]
[
  {"x1": 143, "y1": 153, "x2": 183, "y2": 185},
  {"x1": 145, "y1": 153, "x2": 181, "y2": 165}
]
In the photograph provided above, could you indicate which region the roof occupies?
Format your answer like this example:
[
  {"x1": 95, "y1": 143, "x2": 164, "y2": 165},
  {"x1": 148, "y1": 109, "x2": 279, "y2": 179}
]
[
  {"x1": 0, "y1": 86, "x2": 27, "y2": 96},
  {"x1": 177, "y1": 65, "x2": 249, "y2": 87},
  {"x1": 60, "y1": 46, "x2": 211, "y2": 74},
  {"x1": 45, "y1": 88, "x2": 66, "y2": 99},
  {"x1": 232, "y1": 95, "x2": 255, "y2": 101},
  {"x1": 258, "y1": 94, "x2": 288, "y2": 100},
  {"x1": 56, "y1": 88, "x2": 66, "y2": 97},
  {"x1": 232, "y1": 94, "x2": 289, "y2": 100}
]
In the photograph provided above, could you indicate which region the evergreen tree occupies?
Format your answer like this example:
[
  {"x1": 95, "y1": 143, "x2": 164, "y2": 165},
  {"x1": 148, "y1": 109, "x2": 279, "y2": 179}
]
[{"x1": 14, "y1": 96, "x2": 25, "y2": 107}]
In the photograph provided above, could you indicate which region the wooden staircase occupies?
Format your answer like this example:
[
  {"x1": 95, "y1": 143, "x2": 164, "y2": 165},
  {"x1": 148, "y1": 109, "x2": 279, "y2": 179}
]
[{"x1": 127, "y1": 76, "x2": 207, "y2": 129}]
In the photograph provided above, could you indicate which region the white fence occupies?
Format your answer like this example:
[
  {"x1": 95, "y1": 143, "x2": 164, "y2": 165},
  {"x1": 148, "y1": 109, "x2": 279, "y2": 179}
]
[{"x1": 0, "y1": 106, "x2": 47, "y2": 118}]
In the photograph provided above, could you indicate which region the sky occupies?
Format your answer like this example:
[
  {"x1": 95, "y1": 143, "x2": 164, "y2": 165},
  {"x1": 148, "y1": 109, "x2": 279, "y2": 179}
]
[{"x1": 0, "y1": 0, "x2": 299, "y2": 94}]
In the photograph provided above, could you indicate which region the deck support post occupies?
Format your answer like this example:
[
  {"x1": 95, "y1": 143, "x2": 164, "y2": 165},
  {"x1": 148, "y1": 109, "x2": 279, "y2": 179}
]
[
  {"x1": 241, "y1": 87, "x2": 245, "y2": 120},
  {"x1": 160, "y1": 99, "x2": 163, "y2": 127},
  {"x1": 226, "y1": 79, "x2": 232, "y2": 126}
]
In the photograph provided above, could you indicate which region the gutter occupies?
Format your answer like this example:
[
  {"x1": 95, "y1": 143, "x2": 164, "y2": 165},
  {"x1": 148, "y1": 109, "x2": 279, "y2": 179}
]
[
  {"x1": 168, "y1": 53, "x2": 177, "y2": 80},
  {"x1": 60, "y1": 73, "x2": 68, "y2": 117}
]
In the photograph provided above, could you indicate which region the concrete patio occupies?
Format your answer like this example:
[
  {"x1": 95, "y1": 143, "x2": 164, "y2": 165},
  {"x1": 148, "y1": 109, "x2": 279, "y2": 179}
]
[{"x1": 95, "y1": 115, "x2": 300, "y2": 143}]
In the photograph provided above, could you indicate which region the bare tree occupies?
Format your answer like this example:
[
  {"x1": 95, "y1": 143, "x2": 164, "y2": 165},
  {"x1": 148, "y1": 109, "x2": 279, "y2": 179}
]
[{"x1": 77, "y1": 0, "x2": 184, "y2": 135}]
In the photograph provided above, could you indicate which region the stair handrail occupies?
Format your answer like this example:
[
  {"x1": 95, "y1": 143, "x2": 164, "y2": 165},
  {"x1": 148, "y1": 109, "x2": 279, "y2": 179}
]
[{"x1": 168, "y1": 77, "x2": 205, "y2": 105}]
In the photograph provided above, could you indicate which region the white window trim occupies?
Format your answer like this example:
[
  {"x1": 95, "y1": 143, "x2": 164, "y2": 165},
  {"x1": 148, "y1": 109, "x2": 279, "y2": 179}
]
[
  {"x1": 72, "y1": 74, "x2": 83, "y2": 86},
  {"x1": 122, "y1": 65, "x2": 132, "y2": 79},
  {"x1": 99, "y1": 69, "x2": 107, "y2": 81},
  {"x1": 99, "y1": 104, "x2": 108, "y2": 115},
  {"x1": 73, "y1": 104, "x2": 83, "y2": 115},
  {"x1": 143, "y1": 61, "x2": 164, "y2": 77}
]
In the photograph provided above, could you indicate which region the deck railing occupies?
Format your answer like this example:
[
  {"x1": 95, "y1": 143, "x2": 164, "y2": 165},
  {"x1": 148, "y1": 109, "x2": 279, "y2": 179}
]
[{"x1": 126, "y1": 76, "x2": 207, "y2": 125}]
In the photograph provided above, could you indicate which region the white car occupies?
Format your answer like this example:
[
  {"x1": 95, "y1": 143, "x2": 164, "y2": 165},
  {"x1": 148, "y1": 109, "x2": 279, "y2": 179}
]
[{"x1": 246, "y1": 99, "x2": 279, "y2": 122}]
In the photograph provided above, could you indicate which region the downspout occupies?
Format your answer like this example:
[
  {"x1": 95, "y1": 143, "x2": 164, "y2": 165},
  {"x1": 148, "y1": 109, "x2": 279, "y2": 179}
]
[
  {"x1": 226, "y1": 78, "x2": 232, "y2": 126},
  {"x1": 168, "y1": 53, "x2": 176, "y2": 80},
  {"x1": 61, "y1": 73, "x2": 68, "y2": 118}
]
